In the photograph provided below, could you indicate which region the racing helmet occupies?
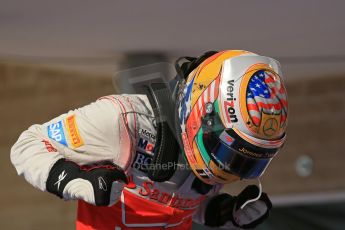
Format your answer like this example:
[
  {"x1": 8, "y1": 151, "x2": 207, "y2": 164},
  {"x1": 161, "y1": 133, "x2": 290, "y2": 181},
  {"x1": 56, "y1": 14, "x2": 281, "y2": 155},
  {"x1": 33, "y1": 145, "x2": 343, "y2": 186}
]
[{"x1": 177, "y1": 50, "x2": 288, "y2": 185}]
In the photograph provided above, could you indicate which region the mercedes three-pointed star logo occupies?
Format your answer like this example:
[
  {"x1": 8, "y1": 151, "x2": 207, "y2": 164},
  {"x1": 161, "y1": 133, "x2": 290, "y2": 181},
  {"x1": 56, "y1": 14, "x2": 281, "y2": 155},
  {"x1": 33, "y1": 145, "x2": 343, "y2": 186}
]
[{"x1": 263, "y1": 118, "x2": 278, "y2": 136}]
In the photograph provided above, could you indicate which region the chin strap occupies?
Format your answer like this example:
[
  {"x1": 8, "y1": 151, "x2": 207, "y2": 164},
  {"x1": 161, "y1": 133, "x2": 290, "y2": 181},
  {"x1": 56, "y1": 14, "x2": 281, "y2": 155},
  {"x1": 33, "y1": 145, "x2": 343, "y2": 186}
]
[
  {"x1": 240, "y1": 178, "x2": 262, "y2": 209},
  {"x1": 204, "y1": 180, "x2": 272, "y2": 229}
]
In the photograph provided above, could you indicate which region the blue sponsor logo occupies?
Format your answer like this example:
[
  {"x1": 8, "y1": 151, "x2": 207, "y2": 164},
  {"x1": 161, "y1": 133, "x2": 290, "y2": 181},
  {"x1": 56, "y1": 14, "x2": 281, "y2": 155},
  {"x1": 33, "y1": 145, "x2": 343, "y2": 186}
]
[
  {"x1": 47, "y1": 121, "x2": 67, "y2": 146},
  {"x1": 137, "y1": 138, "x2": 155, "y2": 154},
  {"x1": 131, "y1": 151, "x2": 152, "y2": 172}
]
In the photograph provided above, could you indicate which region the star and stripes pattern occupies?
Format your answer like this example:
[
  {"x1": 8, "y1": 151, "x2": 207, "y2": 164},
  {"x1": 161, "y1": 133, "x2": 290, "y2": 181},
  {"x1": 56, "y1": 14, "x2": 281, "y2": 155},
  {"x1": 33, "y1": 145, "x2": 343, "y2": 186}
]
[
  {"x1": 183, "y1": 76, "x2": 221, "y2": 144},
  {"x1": 246, "y1": 70, "x2": 288, "y2": 127},
  {"x1": 179, "y1": 76, "x2": 220, "y2": 133},
  {"x1": 178, "y1": 77, "x2": 194, "y2": 132},
  {"x1": 196, "y1": 77, "x2": 220, "y2": 118},
  {"x1": 178, "y1": 75, "x2": 222, "y2": 182}
]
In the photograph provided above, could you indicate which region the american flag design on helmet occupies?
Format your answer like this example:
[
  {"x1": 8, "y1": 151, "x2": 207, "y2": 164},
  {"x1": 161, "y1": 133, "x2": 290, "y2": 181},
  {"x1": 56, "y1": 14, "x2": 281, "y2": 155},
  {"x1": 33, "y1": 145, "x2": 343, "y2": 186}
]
[
  {"x1": 184, "y1": 75, "x2": 221, "y2": 145},
  {"x1": 178, "y1": 77, "x2": 194, "y2": 132},
  {"x1": 196, "y1": 76, "x2": 220, "y2": 118},
  {"x1": 177, "y1": 50, "x2": 288, "y2": 185},
  {"x1": 246, "y1": 70, "x2": 288, "y2": 128}
]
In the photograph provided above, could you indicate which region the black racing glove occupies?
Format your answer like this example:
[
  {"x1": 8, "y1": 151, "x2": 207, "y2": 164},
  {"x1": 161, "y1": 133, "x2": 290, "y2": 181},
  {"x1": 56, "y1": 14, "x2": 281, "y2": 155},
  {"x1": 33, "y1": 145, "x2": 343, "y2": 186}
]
[
  {"x1": 46, "y1": 159, "x2": 128, "y2": 206},
  {"x1": 205, "y1": 185, "x2": 272, "y2": 229}
]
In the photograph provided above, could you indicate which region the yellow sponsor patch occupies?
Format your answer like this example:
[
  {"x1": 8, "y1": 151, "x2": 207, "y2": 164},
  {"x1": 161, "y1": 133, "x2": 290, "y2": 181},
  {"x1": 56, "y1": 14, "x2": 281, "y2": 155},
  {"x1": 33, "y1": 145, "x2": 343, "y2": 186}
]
[{"x1": 66, "y1": 115, "x2": 84, "y2": 148}]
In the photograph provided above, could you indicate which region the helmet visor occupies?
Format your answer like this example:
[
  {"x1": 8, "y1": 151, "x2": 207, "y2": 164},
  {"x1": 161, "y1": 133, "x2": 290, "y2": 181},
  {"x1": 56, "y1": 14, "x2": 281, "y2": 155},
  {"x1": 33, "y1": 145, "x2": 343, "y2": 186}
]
[{"x1": 201, "y1": 128, "x2": 279, "y2": 179}]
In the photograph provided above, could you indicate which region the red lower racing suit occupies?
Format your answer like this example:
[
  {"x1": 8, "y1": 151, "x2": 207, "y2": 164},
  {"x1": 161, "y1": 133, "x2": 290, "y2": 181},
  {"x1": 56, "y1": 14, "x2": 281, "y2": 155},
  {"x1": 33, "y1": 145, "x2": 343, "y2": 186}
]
[{"x1": 11, "y1": 94, "x2": 238, "y2": 229}]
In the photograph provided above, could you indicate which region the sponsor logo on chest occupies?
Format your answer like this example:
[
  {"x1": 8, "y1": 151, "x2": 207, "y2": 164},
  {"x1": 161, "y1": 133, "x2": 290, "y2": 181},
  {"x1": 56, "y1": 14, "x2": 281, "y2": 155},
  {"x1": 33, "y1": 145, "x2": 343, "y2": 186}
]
[
  {"x1": 137, "y1": 129, "x2": 156, "y2": 153},
  {"x1": 131, "y1": 151, "x2": 152, "y2": 173},
  {"x1": 136, "y1": 128, "x2": 156, "y2": 154},
  {"x1": 139, "y1": 128, "x2": 156, "y2": 142},
  {"x1": 137, "y1": 138, "x2": 155, "y2": 154},
  {"x1": 125, "y1": 180, "x2": 204, "y2": 210}
]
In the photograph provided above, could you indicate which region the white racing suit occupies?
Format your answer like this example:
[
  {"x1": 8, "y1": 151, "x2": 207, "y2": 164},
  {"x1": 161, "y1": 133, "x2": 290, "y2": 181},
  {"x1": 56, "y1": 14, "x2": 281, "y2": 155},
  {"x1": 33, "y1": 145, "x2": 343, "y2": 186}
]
[{"x1": 11, "y1": 94, "x2": 242, "y2": 230}]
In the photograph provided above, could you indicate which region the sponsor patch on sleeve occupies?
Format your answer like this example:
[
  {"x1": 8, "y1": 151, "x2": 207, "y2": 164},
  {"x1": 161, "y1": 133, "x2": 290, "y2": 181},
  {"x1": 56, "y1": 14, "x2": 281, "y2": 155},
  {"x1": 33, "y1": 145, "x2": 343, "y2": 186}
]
[
  {"x1": 42, "y1": 140, "x2": 57, "y2": 152},
  {"x1": 47, "y1": 121, "x2": 68, "y2": 146},
  {"x1": 65, "y1": 115, "x2": 84, "y2": 148}
]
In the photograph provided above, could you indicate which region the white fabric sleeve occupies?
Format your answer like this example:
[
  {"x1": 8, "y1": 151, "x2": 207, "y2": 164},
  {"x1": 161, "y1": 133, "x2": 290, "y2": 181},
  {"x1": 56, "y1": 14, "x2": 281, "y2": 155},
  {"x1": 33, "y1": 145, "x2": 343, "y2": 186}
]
[
  {"x1": 10, "y1": 97, "x2": 135, "y2": 192},
  {"x1": 10, "y1": 125, "x2": 64, "y2": 191}
]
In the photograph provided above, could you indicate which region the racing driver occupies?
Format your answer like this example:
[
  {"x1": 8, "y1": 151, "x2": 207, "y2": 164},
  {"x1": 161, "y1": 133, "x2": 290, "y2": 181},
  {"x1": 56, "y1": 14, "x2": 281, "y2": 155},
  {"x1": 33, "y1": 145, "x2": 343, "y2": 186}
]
[{"x1": 11, "y1": 50, "x2": 288, "y2": 229}]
